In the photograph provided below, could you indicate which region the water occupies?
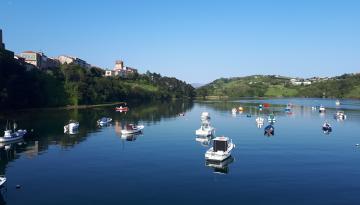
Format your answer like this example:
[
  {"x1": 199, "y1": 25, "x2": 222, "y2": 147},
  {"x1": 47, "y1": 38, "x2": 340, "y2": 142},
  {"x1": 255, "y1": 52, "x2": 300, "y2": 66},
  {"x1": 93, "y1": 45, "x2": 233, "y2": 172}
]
[{"x1": 1, "y1": 98, "x2": 360, "y2": 205}]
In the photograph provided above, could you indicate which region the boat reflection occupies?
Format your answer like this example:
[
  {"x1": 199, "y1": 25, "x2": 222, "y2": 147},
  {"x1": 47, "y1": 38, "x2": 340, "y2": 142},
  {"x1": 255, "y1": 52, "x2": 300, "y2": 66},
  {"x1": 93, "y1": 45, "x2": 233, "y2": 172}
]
[
  {"x1": 120, "y1": 132, "x2": 143, "y2": 141},
  {"x1": 195, "y1": 135, "x2": 214, "y2": 147},
  {"x1": 205, "y1": 156, "x2": 234, "y2": 174}
]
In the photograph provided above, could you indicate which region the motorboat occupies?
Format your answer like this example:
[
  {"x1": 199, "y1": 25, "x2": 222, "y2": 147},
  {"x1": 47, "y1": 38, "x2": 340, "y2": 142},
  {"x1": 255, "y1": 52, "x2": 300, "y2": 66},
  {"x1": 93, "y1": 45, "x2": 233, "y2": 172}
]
[
  {"x1": 205, "y1": 156, "x2": 234, "y2": 174},
  {"x1": 319, "y1": 105, "x2": 326, "y2": 113},
  {"x1": 322, "y1": 122, "x2": 332, "y2": 133},
  {"x1": 201, "y1": 112, "x2": 211, "y2": 121},
  {"x1": 205, "y1": 136, "x2": 235, "y2": 161},
  {"x1": 115, "y1": 106, "x2": 129, "y2": 112},
  {"x1": 335, "y1": 100, "x2": 341, "y2": 106},
  {"x1": 231, "y1": 108, "x2": 237, "y2": 115},
  {"x1": 64, "y1": 120, "x2": 79, "y2": 134},
  {"x1": 285, "y1": 103, "x2": 292, "y2": 112},
  {"x1": 0, "y1": 176, "x2": 6, "y2": 187},
  {"x1": 334, "y1": 111, "x2": 346, "y2": 120},
  {"x1": 97, "y1": 117, "x2": 112, "y2": 125},
  {"x1": 0, "y1": 122, "x2": 27, "y2": 143},
  {"x1": 121, "y1": 124, "x2": 144, "y2": 135},
  {"x1": 195, "y1": 120, "x2": 215, "y2": 136},
  {"x1": 268, "y1": 114, "x2": 276, "y2": 123},
  {"x1": 238, "y1": 107, "x2": 244, "y2": 112},
  {"x1": 258, "y1": 104, "x2": 263, "y2": 109},
  {"x1": 264, "y1": 124, "x2": 275, "y2": 136}
]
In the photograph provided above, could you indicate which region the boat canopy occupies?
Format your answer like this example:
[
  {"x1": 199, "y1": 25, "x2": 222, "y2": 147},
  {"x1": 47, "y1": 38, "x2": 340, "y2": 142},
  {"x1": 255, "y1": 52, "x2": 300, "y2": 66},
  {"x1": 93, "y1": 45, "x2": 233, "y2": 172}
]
[{"x1": 213, "y1": 137, "x2": 229, "y2": 152}]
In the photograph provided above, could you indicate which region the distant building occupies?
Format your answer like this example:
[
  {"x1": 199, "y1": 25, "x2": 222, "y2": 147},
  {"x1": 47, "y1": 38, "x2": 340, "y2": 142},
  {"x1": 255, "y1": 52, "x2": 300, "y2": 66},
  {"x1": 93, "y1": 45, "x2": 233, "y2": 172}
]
[
  {"x1": 0, "y1": 29, "x2": 4, "y2": 50},
  {"x1": 290, "y1": 78, "x2": 311, "y2": 86},
  {"x1": 57, "y1": 55, "x2": 91, "y2": 68},
  {"x1": 20, "y1": 51, "x2": 59, "y2": 70},
  {"x1": 105, "y1": 60, "x2": 138, "y2": 77}
]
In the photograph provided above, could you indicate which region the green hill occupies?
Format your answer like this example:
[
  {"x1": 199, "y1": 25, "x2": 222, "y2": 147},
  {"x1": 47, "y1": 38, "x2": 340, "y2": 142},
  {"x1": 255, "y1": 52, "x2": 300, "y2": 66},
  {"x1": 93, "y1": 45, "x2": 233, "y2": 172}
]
[{"x1": 196, "y1": 74, "x2": 360, "y2": 99}]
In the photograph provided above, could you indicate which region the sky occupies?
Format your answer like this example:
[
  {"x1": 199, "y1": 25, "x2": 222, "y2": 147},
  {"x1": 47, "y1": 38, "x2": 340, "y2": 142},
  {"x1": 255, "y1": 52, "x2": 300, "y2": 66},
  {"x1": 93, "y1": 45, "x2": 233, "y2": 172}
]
[{"x1": 0, "y1": 0, "x2": 359, "y2": 84}]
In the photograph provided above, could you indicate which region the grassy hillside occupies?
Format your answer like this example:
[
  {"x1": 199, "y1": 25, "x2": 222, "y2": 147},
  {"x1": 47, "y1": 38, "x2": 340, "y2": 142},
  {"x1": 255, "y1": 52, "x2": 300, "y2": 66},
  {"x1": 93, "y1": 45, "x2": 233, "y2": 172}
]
[{"x1": 196, "y1": 74, "x2": 360, "y2": 99}]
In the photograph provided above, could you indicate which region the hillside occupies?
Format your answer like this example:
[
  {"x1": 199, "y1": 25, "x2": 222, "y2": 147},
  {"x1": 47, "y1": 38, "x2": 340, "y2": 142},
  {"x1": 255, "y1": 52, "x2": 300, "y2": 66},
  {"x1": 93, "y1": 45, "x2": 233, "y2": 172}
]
[
  {"x1": 0, "y1": 50, "x2": 195, "y2": 109},
  {"x1": 196, "y1": 74, "x2": 360, "y2": 99}
]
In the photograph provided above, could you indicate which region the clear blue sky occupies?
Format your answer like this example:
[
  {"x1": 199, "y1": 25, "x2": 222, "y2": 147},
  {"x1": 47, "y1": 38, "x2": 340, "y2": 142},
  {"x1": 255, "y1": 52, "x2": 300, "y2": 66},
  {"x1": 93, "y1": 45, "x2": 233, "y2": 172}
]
[{"x1": 1, "y1": 0, "x2": 359, "y2": 84}]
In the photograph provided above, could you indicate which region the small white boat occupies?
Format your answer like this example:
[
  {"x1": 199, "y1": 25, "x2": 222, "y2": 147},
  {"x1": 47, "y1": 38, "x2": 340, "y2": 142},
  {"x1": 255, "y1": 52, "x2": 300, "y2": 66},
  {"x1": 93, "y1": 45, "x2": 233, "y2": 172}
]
[
  {"x1": 334, "y1": 111, "x2": 347, "y2": 120},
  {"x1": 0, "y1": 176, "x2": 6, "y2": 187},
  {"x1": 319, "y1": 105, "x2": 326, "y2": 113},
  {"x1": 97, "y1": 117, "x2": 112, "y2": 125},
  {"x1": 121, "y1": 124, "x2": 144, "y2": 134},
  {"x1": 200, "y1": 112, "x2": 210, "y2": 121},
  {"x1": 205, "y1": 136, "x2": 235, "y2": 161},
  {"x1": 64, "y1": 120, "x2": 79, "y2": 134},
  {"x1": 311, "y1": 106, "x2": 317, "y2": 110},
  {"x1": 335, "y1": 100, "x2": 341, "y2": 106},
  {"x1": 195, "y1": 120, "x2": 215, "y2": 136}
]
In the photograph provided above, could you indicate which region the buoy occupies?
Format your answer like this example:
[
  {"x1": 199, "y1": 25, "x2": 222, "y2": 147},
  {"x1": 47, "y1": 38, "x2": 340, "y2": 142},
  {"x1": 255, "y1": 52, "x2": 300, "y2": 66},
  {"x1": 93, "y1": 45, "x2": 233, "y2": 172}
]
[{"x1": 16, "y1": 184, "x2": 21, "y2": 189}]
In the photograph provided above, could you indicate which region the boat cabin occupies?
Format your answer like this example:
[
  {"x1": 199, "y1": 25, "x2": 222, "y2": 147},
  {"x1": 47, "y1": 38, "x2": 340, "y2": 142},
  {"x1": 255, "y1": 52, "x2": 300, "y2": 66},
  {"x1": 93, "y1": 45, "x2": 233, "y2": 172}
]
[{"x1": 213, "y1": 137, "x2": 229, "y2": 152}]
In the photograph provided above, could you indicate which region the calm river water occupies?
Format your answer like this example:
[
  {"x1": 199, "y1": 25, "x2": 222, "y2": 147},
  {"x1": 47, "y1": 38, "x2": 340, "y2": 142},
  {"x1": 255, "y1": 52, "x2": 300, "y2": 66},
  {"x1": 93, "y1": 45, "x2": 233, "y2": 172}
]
[{"x1": 1, "y1": 98, "x2": 360, "y2": 205}]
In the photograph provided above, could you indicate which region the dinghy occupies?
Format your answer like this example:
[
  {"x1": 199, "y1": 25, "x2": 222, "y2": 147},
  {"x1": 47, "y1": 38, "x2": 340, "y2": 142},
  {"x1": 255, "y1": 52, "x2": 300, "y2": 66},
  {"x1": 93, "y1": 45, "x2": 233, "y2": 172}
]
[{"x1": 205, "y1": 136, "x2": 235, "y2": 161}]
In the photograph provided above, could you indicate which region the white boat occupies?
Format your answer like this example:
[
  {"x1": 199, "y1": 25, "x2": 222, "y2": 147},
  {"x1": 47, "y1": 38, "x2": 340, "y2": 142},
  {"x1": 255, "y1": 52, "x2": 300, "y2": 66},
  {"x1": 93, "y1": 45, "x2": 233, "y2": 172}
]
[
  {"x1": 0, "y1": 176, "x2": 6, "y2": 187},
  {"x1": 64, "y1": 120, "x2": 79, "y2": 134},
  {"x1": 334, "y1": 111, "x2": 347, "y2": 120},
  {"x1": 201, "y1": 112, "x2": 210, "y2": 121},
  {"x1": 205, "y1": 136, "x2": 235, "y2": 161},
  {"x1": 319, "y1": 105, "x2": 326, "y2": 113},
  {"x1": 121, "y1": 124, "x2": 144, "y2": 134},
  {"x1": 311, "y1": 106, "x2": 317, "y2": 110},
  {"x1": 97, "y1": 117, "x2": 112, "y2": 125},
  {"x1": 195, "y1": 120, "x2": 215, "y2": 136},
  {"x1": 335, "y1": 100, "x2": 341, "y2": 106},
  {"x1": 231, "y1": 108, "x2": 237, "y2": 115}
]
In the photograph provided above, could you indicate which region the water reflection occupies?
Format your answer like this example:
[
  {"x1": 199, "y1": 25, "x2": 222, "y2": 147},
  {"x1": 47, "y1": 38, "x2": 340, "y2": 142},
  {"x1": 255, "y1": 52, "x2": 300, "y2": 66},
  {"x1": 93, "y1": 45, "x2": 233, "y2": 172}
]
[
  {"x1": 205, "y1": 156, "x2": 234, "y2": 174},
  {"x1": 195, "y1": 135, "x2": 214, "y2": 147}
]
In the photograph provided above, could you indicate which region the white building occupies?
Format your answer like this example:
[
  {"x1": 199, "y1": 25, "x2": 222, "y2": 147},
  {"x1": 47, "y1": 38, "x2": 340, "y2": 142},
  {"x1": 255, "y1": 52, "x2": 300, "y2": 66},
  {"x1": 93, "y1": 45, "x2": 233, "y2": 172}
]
[
  {"x1": 57, "y1": 55, "x2": 91, "y2": 68},
  {"x1": 105, "y1": 60, "x2": 138, "y2": 77}
]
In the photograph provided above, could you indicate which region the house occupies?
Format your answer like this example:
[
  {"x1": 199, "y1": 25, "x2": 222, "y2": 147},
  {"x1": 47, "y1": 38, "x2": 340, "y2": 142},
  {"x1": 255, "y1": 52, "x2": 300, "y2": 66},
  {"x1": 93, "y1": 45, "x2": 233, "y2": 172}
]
[
  {"x1": 105, "y1": 60, "x2": 138, "y2": 77},
  {"x1": 20, "y1": 51, "x2": 59, "y2": 70},
  {"x1": 57, "y1": 55, "x2": 91, "y2": 68}
]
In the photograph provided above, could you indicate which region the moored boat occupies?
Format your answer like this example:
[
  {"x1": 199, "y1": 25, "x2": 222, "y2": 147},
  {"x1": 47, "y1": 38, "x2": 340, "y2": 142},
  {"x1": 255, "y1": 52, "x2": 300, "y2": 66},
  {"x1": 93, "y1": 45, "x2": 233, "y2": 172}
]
[
  {"x1": 201, "y1": 112, "x2": 211, "y2": 121},
  {"x1": 268, "y1": 114, "x2": 276, "y2": 123},
  {"x1": 121, "y1": 124, "x2": 144, "y2": 134},
  {"x1": 334, "y1": 111, "x2": 346, "y2": 120},
  {"x1": 115, "y1": 106, "x2": 129, "y2": 112},
  {"x1": 64, "y1": 120, "x2": 79, "y2": 134},
  {"x1": 195, "y1": 120, "x2": 215, "y2": 136},
  {"x1": 285, "y1": 103, "x2": 292, "y2": 112},
  {"x1": 205, "y1": 136, "x2": 235, "y2": 161},
  {"x1": 335, "y1": 100, "x2": 341, "y2": 106},
  {"x1": 97, "y1": 117, "x2": 112, "y2": 125},
  {"x1": 319, "y1": 105, "x2": 326, "y2": 113},
  {"x1": 322, "y1": 122, "x2": 332, "y2": 133},
  {"x1": 0, "y1": 122, "x2": 27, "y2": 143},
  {"x1": 0, "y1": 176, "x2": 6, "y2": 187}
]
